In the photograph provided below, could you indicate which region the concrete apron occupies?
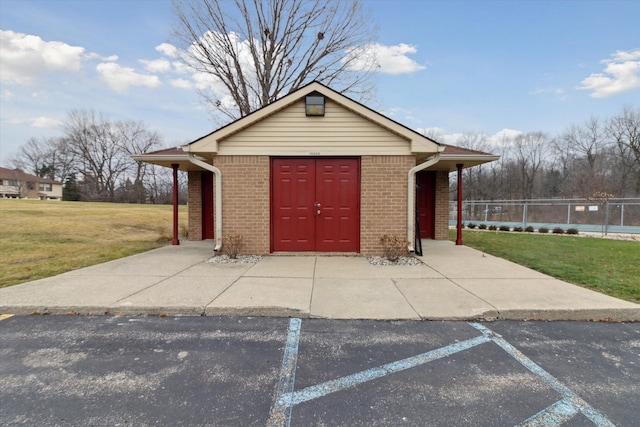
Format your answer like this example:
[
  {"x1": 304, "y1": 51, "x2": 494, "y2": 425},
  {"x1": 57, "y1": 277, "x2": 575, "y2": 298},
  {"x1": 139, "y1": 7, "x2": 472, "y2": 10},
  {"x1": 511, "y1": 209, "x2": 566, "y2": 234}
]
[{"x1": 1, "y1": 240, "x2": 638, "y2": 321}]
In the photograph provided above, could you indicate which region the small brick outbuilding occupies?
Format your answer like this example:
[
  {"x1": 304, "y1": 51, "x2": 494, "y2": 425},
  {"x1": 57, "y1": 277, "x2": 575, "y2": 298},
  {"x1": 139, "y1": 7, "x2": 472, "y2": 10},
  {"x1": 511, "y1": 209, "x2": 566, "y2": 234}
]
[{"x1": 134, "y1": 82, "x2": 497, "y2": 256}]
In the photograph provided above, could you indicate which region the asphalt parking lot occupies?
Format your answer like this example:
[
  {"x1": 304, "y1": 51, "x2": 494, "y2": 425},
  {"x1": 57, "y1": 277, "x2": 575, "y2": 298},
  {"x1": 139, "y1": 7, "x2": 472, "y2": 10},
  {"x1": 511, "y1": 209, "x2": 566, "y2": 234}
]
[{"x1": 1, "y1": 315, "x2": 638, "y2": 426}]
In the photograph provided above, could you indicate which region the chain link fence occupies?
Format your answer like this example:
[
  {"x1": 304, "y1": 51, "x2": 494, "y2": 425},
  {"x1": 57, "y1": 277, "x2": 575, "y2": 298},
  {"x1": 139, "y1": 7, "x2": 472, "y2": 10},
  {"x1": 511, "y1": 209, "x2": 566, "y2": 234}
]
[{"x1": 450, "y1": 198, "x2": 640, "y2": 234}]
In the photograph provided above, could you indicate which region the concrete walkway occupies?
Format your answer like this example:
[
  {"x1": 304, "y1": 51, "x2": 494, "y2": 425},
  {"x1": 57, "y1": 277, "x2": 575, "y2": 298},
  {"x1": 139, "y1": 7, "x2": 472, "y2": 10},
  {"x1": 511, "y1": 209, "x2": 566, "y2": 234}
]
[{"x1": 1, "y1": 240, "x2": 638, "y2": 321}]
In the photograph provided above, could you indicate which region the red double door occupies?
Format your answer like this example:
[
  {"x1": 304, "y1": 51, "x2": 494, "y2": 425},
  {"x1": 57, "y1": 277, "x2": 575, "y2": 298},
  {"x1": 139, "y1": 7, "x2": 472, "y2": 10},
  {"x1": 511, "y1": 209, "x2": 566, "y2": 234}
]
[{"x1": 272, "y1": 158, "x2": 360, "y2": 252}]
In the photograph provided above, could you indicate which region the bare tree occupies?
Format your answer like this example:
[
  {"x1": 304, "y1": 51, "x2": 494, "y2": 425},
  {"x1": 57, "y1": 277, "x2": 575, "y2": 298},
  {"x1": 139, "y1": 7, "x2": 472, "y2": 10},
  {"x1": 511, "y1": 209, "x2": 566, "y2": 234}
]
[
  {"x1": 562, "y1": 117, "x2": 607, "y2": 171},
  {"x1": 10, "y1": 136, "x2": 76, "y2": 184},
  {"x1": 608, "y1": 106, "x2": 640, "y2": 195},
  {"x1": 417, "y1": 127, "x2": 444, "y2": 142},
  {"x1": 10, "y1": 137, "x2": 51, "y2": 176},
  {"x1": 114, "y1": 120, "x2": 163, "y2": 203},
  {"x1": 490, "y1": 135, "x2": 516, "y2": 199},
  {"x1": 560, "y1": 116, "x2": 610, "y2": 195},
  {"x1": 172, "y1": 0, "x2": 376, "y2": 120},
  {"x1": 64, "y1": 110, "x2": 134, "y2": 201},
  {"x1": 512, "y1": 132, "x2": 551, "y2": 199},
  {"x1": 142, "y1": 165, "x2": 186, "y2": 204},
  {"x1": 455, "y1": 132, "x2": 491, "y2": 200}
]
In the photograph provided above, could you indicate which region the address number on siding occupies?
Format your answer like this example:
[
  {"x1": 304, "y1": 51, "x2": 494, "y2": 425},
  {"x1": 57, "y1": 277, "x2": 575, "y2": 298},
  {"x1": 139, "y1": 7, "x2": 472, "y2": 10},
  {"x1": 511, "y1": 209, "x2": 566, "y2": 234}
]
[{"x1": 309, "y1": 152, "x2": 320, "y2": 156}]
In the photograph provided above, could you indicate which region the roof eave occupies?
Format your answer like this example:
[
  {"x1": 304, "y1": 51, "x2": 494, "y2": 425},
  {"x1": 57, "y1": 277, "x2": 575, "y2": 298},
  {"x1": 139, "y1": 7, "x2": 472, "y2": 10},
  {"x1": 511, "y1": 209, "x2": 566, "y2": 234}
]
[
  {"x1": 424, "y1": 154, "x2": 501, "y2": 172},
  {"x1": 130, "y1": 153, "x2": 210, "y2": 171},
  {"x1": 440, "y1": 154, "x2": 501, "y2": 162}
]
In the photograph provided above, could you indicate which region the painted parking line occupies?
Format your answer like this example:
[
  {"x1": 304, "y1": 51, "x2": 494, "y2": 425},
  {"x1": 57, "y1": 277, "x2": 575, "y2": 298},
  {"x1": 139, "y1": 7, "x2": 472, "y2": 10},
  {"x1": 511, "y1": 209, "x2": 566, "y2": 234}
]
[
  {"x1": 267, "y1": 318, "x2": 491, "y2": 426},
  {"x1": 268, "y1": 320, "x2": 617, "y2": 427},
  {"x1": 0, "y1": 314, "x2": 15, "y2": 321},
  {"x1": 286, "y1": 334, "x2": 491, "y2": 407},
  {"x1": 268, "y1": 317, "x2": 302, "y2": 427},
  {"x1": 471, "y1": 323, "x2": 616, "y2": 427},
  {"x1": 515, "y1": 398, "x2": 580, "y2": 426}
]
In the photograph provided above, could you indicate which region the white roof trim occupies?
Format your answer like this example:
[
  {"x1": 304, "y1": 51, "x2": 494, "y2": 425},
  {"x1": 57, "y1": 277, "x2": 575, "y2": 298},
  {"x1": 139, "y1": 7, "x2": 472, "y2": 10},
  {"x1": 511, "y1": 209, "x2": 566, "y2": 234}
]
[{"x1": 439, "y1": 154, "x2": 501, "y2": 164}]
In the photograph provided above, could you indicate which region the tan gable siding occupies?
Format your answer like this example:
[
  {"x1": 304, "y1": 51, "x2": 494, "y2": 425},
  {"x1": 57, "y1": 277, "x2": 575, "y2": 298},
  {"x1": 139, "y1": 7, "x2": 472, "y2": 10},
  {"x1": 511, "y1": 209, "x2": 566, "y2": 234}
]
[{"x1": 217, "y1": 99, "x2": 411, "y2": 156}]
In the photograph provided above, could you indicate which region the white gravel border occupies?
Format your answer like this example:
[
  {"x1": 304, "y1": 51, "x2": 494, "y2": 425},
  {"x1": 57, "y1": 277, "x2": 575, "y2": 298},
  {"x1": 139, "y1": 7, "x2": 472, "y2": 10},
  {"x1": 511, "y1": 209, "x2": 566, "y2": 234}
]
[
  {"x1": 207, "y1": 254, "x2": 263, "y2": 264},
  {"x1": 367, "y1": 256, "x2": 424, "y2": 266}
]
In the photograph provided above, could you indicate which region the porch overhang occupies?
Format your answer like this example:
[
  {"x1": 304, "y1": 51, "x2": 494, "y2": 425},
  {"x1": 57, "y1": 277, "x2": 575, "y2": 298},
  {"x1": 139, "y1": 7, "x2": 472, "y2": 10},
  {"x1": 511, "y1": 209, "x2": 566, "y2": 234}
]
[
  {"x1": 131, "y1": 149, "x2": 209, "y2": 171},
  {"x1": 431, "y1": 154, "x2": 501, "y2": 171},
  {"x1": 417, "y1": 143, "x2": 500, "y2": 171}
]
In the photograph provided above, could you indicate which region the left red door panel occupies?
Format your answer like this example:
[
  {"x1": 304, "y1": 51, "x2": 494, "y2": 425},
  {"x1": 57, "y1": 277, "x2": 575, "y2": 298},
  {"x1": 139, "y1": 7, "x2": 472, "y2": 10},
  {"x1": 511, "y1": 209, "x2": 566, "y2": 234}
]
[{"x1": 272, "y1": 159, "x2": 316, "y2": 251}]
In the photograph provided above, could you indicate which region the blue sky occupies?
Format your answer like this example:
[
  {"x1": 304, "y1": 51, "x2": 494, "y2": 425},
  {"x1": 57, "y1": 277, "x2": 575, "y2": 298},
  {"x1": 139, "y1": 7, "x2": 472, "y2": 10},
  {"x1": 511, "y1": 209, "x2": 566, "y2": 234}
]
[{"x1": 1, "y1": 0, "x2": 639, "y2": 165}]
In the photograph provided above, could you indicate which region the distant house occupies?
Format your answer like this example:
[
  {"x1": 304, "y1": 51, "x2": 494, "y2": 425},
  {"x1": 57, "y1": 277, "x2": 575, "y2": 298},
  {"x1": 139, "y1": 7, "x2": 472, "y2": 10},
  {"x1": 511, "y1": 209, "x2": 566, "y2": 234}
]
[
  {"x1": 133, "y1": 82, "x2": 498, "y2": 255},
  {"x1": 0, "y1": 167, "x2": 63, "y2": 200}
]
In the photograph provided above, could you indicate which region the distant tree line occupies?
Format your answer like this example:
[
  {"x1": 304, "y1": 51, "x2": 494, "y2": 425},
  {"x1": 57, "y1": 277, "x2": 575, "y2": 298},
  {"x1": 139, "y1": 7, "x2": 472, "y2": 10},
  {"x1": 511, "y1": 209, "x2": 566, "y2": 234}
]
[
  {"x1": 9, "y1": 109, "x2": 187, "y2": 203},
  {"x1": 9, "y1": 106, "x2": 639, "y2": 204},
  {"x1": 447, "y1": 106, "x2": 640, "y2": 201}
]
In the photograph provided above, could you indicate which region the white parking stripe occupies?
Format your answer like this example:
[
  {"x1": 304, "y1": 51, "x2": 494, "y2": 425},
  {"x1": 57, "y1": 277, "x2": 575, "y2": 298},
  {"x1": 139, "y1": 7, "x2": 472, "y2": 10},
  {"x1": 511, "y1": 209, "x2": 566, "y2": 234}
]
[
  {"x1": 269, "y1": 320, "x2": 618, "y2": 426},
  {"x1": 268, "y1": 318, "x2": 302, "y2": 427},
  {"x1": 470, "y1": 323, "x2": 616, "y2": 427},
  {"x1": 515, "y1": 398, "x2": 580, "y2": 426},
  {"x1": 286, "y1": 334, "x2": 491, "y2": 406}
]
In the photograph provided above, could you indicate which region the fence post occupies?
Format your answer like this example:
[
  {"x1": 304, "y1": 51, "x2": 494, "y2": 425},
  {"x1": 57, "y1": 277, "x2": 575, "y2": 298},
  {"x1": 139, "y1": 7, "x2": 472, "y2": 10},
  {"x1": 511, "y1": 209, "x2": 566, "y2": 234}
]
[
  {"x1": 484, "y1": 203, "x2": 488, "y2": 222},
  {"x1": 522, "y1": 201, "x2": 527, "y2": 228},
  {"x1": 455, "y1": 164, "x2": 463, "y2": 245},
  {"x1": 605, "y1": 200, "x2": 610, "y2": 236},
  {"x1": 621, "y1": 204, "x2": 624, "y2": 226},
  {"x1": 567, "y1": 203, "x2": 571, "y2": 224}
]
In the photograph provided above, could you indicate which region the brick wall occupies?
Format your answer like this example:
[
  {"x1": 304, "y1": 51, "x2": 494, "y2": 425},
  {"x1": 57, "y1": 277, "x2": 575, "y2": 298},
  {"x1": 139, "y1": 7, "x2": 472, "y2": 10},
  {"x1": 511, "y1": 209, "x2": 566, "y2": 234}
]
[
  {"x1": 360, "y1": 155, "x2": 415, "y2": 255},
  {"x1": 434, "y1": 170, "x2": 450, "y2": 240},
  {"x1": 212, "y1": 155, "x2": 271, "y2": 254},
  {"x1": 187, "y1": 170, "x2": 203, "y2": 240},
  {"x1": 187, "y1": 155, "x2": 448, "y2": 255}
]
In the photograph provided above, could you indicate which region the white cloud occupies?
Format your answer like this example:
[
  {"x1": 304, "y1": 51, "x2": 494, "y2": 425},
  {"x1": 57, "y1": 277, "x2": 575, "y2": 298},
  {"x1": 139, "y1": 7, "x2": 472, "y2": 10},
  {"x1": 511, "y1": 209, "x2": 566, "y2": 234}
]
[
  {"x1": 529, "y1": 87, "x2": 567, "y2": 101},
  {"x1": 440, "y1": 133, "x2": 465, "y2": 145},
  {"x1": 1, "y1": 89, "x2": 14, "y2": 102},
  {"x1": 0, "y1": 29, "x2": 85, "y2": 85},
  {"x1": 578, "y1": 49, "x2": 640, "y2": 98},
  {"x1": 416, "y1": 126, "x2": 444, "y2": 138},
  {"x1": 345, "y1": 43, "x2": 426, "y2": 75},
  {"x1": 384, "y1": 106, "x2": 413, "y2": 118},
  {"x1": 156, "y1": 43, "x2": 180, "y2": 58},
  {"x1": 489, "y1": 129, "x2": 523, "y2": 146},
  {"x1": 84, "y1": 52, "x2": 118, "y2": 62},
  {"x1": 31, "y1": 116, "x2": 63, "y2": 129},
  {"x1": 191, "y1": 68, "x2": 227, "y2": 92},
  {"x1": 140, "y1": 58, "x2": 172, "y2": 73},
  {"x1": 170, "y1": 78, "x2": 193, "y2": 89},
  {"x1": 154, "y1": 36, "x2": 238, "y2": 96},
  {"x1": 7, "y1": 117, "x2": 24, "y2": 125},
  {"x1": 171, "y1": 60, "x2": 191, "y2": 74},
  {"x1": 96, "y1": 62, "x2": 161, "y2": 93}
]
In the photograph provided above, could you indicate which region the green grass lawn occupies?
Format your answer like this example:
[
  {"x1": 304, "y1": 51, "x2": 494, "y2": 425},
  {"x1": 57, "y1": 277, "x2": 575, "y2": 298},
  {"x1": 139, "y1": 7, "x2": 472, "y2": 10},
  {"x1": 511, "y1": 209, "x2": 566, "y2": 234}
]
[
  {"x1": 451, "y1": 229, "x2": 640, "y2": 303},
  {"x1": 0, "y1": 200, "x2": 187, "y2": 288}
]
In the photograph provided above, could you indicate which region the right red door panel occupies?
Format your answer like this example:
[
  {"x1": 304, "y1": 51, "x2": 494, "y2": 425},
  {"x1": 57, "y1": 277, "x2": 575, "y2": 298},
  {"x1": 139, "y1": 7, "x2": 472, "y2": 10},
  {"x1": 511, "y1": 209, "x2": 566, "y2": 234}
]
[{"x1": 315, "y1": 158, "x2": 360, "y2": 252}]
